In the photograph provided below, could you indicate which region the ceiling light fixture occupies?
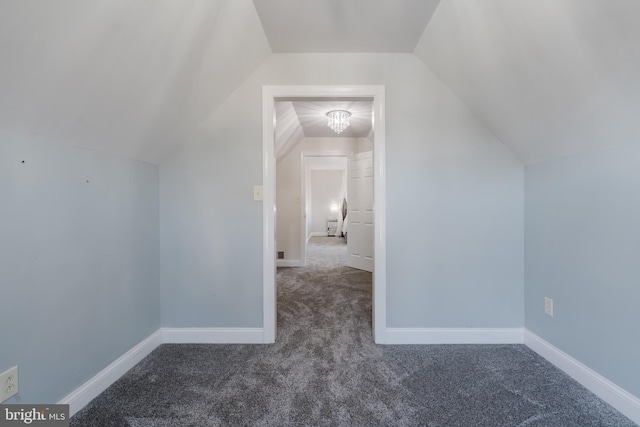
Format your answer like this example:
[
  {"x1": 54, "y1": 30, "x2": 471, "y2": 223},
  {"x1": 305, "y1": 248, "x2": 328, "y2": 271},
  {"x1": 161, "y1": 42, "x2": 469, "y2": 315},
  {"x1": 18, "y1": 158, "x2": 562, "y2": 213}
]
[{"x1": 326, "y1": 110, "x2": 351, "y2": 134}]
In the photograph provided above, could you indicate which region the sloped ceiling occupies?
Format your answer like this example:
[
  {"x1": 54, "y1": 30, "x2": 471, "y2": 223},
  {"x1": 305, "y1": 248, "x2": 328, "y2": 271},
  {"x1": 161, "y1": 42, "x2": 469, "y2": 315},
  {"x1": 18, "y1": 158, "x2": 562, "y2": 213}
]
[
  {"x1": 415, "y1": 0, "x2": 640, "y2": 164},
  {"x1": 275, "y1": 102, "x2": 305, "y2": 162},
  {"x1": 2, "y1": 0, "x2": 639, "y2": 165},
  {"x1": 0, "y1": 0, "x2": 270, "y2": 163},
  {"x1": 252, "y1": 0, "x2": 441, "y2": 53}
]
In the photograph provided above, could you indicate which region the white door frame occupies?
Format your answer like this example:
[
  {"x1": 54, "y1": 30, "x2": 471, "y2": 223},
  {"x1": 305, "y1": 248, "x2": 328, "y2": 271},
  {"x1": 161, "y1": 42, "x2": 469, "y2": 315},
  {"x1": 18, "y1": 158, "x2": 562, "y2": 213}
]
[
  {"x1": 302, "y1": 153, "x2": 352, "y2": 265},
  {"x1": 262, "y1": 85, "x2": 387, "y2": 344}
]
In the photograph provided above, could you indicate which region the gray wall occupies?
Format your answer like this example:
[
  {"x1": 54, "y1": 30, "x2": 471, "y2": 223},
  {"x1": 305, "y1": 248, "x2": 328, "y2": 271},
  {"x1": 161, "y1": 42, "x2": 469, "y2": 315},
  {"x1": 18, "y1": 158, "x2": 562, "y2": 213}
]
[
  {"x1": 525, "y1": 142, "x2": 640, "y2": 397},
  {"x1": 0, "y1": 130, "x2": 160, "y2": 404},
  {"x1": 160, "y1": 53, "x2": 524, "y2": 329},
  {"x1": 159, "y1": 121, "x2": 264, "y2": 327}
]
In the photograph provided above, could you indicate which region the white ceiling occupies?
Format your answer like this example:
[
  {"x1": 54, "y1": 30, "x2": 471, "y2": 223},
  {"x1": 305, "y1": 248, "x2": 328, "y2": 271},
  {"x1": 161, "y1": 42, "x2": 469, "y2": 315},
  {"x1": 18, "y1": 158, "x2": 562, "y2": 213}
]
[
  {"x1": 292, "y1": 100, "x2": 372, "y2": 138},
  {"x1": 1, "y1": 0, "x2": 639, "y2": 165},
  {"x1": 252, "y1": 0, "x2": 441, "y2": 53},
  {"x1": 0, "y1": 0, "x2": 270, "y2": 163},
  {"x1": 415, "y1": 0, "x2": 640, "y2": 164},
  {"x1": 274, "y1": 100, "x2": 372, "y2": 163}
]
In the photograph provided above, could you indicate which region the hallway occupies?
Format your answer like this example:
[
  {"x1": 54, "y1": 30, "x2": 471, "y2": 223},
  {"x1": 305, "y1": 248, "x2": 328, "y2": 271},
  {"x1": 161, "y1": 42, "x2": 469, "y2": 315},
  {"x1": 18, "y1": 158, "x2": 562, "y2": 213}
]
[{"x1": 277, "y1": 236, "x2": 373, "y2": 339}]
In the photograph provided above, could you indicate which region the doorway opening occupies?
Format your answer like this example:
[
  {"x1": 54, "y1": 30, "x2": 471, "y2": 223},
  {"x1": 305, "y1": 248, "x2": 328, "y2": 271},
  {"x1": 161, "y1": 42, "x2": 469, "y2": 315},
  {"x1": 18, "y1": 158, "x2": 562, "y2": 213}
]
[
  {"x1": 262, "y1": 85, "x2": 386, "y2": 344},
  {"x1": 302, "y1": 155, "x2": 349, "y2": 266}
]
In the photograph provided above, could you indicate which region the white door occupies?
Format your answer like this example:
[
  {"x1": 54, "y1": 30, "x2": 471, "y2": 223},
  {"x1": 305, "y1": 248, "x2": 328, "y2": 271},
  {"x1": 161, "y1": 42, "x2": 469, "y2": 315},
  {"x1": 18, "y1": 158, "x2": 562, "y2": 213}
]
[{"x1": 347, "y1": 151, "x2": 374, "y2": 272}]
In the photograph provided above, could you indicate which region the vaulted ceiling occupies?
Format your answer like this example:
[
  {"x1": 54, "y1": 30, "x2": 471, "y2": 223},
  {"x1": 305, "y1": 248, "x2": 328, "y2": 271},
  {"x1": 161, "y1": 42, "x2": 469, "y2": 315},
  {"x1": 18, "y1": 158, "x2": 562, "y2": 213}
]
[
  {"x1": 1, "y1": 0, "x2": 638, "y2": 165},
  {"x1": 252, "y1": 0, "x2": 440, "y2": 53},
  {"x1": 0, "y1": 0, "x2": 270, "y2": 163},
  {"x1": 415, "y1": 0, "x2": 640, "y2": 164}
]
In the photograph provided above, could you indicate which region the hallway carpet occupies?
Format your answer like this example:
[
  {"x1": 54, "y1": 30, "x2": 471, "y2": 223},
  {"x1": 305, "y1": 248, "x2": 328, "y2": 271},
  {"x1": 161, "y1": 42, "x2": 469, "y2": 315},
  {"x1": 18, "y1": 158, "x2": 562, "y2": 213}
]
[{"x1": 71, "y1": 237, "x2": 635, "y2": 426}]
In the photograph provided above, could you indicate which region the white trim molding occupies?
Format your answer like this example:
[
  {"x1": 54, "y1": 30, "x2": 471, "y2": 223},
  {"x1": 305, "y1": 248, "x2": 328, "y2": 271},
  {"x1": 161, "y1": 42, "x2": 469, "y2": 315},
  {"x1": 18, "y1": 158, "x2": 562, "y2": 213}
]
[
  {"x1": 59, "y1": 326, "x2": 640, "y2": 425},
  {"x1": 385, "y1": 328, "x2": 524, "y2": 345},
  {"x1": 309, "y1": 232, "x2": 327, "y2": 238},
  {"x1": 277, "y1": 259, "x2": 303, "y2": 267},
  {"x1": 59, "y1": 330, "x2": 163, "y2": 417},
  {"x1": 161, "y1": 328, "x2": 265, "y2": 344},
  {"x1": 524, "y1": 330, "x2": 640, "y2": 425},
  {"x1": 59, "y1": 327, "x2": 267, "y2": 416},
  {"x1": 263, "y1": 85, "x2": 387, "y2": 344}
]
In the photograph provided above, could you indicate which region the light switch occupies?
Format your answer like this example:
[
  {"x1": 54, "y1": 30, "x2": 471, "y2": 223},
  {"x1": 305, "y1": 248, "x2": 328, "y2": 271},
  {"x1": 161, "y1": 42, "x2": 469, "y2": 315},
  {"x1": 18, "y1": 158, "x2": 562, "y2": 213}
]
[{"x1": 253, "y1": 186, "x2": 263, "y2": 201}]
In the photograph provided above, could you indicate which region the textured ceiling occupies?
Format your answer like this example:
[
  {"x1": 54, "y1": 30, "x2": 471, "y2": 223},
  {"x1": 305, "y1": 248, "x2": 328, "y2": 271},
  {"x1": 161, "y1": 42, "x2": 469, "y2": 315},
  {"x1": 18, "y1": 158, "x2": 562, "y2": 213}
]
[
  {"x1": 415, "y1": 0, "x2": 640, "y2": 164},
  {"x1": 252, "y1": 0, "x2": 441, "y2": 53}
]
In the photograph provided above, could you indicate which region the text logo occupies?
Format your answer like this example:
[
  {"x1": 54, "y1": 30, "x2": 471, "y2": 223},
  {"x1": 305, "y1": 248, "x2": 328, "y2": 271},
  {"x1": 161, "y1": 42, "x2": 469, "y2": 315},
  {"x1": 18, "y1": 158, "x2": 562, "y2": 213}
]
[{"x1": 0, "y1": 405, "x2": 69, "y2": 426}]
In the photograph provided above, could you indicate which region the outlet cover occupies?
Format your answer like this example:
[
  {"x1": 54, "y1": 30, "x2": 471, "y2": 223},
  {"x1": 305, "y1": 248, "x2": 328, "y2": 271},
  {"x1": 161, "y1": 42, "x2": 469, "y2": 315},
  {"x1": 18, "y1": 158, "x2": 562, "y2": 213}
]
[
  {"x1": 544, "y1": 297, "x2": 554, "y2": 317},
  {"x1": 0, "y1": 366, "x2": 19, "y2": 402}
]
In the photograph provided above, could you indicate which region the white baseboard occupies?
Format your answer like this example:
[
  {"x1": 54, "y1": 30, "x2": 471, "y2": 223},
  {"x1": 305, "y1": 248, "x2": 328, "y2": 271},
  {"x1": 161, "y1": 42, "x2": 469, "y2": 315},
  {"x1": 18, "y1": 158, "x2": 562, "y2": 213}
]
[
  {"x1": 308, "y1": 232, "x2": 326, "y2": 238},
  {"x1": 59, "y1": 329, "x2": 163, "y2": 417},
  {"x1": 384, "y1": 327, "x2": 524, "y2": 344},
  {"x1": 524, "y1": 330, "x2": 640, "y2": 425},
  {"x1": 161, "y1": 327, "x2": 265, "y2": 344},
  {"x1": 277, "y1": 259, "x2": 302, "y2": 267},
  {"x1": 60, "y1": 326, "x2": 639, "y2": 425},
  {"x1": 59, "y1": 327, "x2": 265, "y2": 416}
]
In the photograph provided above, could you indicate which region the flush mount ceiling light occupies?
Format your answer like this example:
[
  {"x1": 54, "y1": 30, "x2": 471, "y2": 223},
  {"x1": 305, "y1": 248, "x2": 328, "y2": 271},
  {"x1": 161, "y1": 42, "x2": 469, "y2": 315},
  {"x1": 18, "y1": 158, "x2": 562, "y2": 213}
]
[{"x1": 326, "y1": 110, "x2": 351, "y2": 134}]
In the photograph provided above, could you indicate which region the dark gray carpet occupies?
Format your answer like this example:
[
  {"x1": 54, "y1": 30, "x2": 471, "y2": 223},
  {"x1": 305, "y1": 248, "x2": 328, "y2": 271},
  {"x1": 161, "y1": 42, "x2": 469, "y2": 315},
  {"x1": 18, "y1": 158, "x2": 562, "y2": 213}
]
[{"x1": 71, "y1": 237, "x2": 635, "y2": 426}]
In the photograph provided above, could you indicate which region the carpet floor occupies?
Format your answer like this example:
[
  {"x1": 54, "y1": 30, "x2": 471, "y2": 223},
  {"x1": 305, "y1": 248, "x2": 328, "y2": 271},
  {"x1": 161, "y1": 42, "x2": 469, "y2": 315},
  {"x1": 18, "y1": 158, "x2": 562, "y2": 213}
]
[{"x1": 71, "y1": 237, "x2": 635, "y2": 426}]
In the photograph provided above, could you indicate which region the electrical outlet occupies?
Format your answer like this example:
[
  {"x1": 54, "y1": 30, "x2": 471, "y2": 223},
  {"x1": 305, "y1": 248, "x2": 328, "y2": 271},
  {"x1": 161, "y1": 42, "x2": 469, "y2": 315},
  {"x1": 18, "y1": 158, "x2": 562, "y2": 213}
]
[
  {"x1": 544, "y1": 297, "x2": 554, "y2": 317},
  {"x1": 0, "y1": 366, "x2": 19, "y2": 402}
]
